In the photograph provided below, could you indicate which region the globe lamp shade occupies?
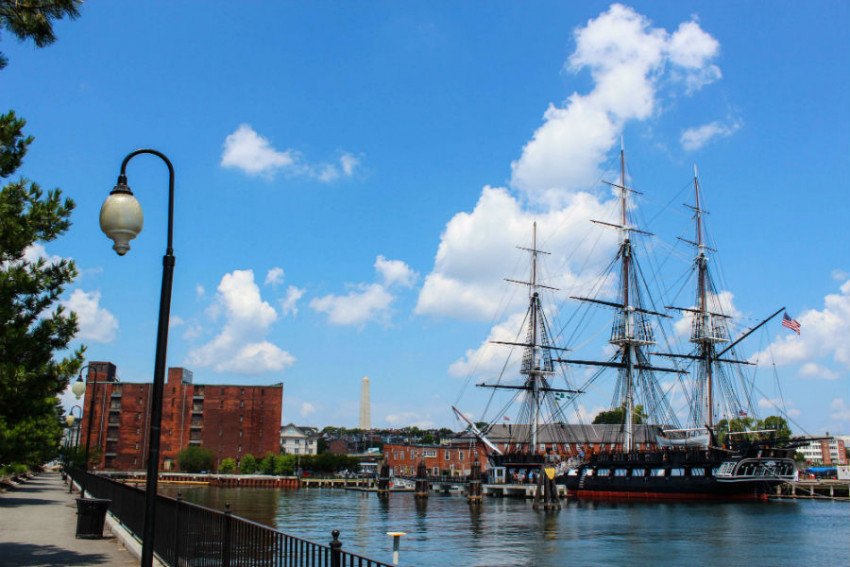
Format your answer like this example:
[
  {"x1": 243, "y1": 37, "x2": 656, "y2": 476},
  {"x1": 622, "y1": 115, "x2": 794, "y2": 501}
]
[
  {"x1": 65, "y1": 415, "x2": 75, "y2": 427},
  {"x1": 71, "y1": 377, "x2": 86, "y2": 399},
  {"x1": 100, "y1": 183, "x2": 144, "y2": 256}
]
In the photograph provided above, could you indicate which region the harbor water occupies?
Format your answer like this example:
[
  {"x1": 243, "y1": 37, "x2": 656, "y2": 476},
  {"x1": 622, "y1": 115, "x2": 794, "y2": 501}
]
[{"x1": 160, "y1": 485, "x2": 850, "y2": 566}]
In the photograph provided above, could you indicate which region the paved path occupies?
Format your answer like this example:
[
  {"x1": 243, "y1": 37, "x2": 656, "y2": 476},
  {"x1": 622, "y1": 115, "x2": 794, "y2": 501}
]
[{"x1": 0, "y1": 471, "x2": 137, "y2": 566}]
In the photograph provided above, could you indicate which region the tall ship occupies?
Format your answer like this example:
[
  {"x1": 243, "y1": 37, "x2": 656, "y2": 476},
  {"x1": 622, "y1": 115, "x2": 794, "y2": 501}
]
[{"x1": 456, "y1": 147, "x2": 798, "y2": 501}]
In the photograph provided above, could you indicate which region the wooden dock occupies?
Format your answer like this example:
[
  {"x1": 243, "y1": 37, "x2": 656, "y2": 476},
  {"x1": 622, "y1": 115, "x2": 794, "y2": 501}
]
[{"x1": 772, "y1": 480, "x2": 850, "y2": 501}]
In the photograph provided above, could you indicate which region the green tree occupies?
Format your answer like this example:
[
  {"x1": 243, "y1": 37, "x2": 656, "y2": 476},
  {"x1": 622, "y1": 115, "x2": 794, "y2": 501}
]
[
  {"x1": 177, "y1": 446, "x2": 215, "y2": 473},
  {"x1": 592, "y1": 405, "x2": 647, "y2": 425},
  {"x1": 759, "y1": 415, "x2": 792, "y2": 442},
  {"x1": 0, "y1": 0, "x2": 81, "y2": 70},
  {"x1": 715, "y1": 417, "x2": 755, "y2": 446},
  {"x1": 0, "y1": 0, "x2": 83, "y2": 470},
  {"x1": 273, "y1": 454, "x2": 296, "y2": 476},
  {"x1": 240, "y1": 453, "x2": 257, "y2": 474},
  {"x1": 218, "y1": 458, "x2": 237, "y2": 474},
  {"x1": 258, "y1": 452, "x2": 276, "y2": 475}
]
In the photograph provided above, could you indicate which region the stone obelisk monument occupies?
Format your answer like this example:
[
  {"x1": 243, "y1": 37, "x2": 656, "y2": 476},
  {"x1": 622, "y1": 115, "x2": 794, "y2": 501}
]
[{"x1": 359, "y1": 376, "x2": 371, "y2": 430}]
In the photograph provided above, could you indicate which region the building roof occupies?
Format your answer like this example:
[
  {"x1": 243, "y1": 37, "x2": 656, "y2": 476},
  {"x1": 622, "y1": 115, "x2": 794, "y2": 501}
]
[{"x1": 457, "y1": 423, "x2": 663, "y2": 445}]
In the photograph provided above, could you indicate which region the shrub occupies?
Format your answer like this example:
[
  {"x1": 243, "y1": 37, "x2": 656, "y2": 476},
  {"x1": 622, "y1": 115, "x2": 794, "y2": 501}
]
[
  {"x1": 240, "y1": 453, "x2": 257, "y2": 474},
  {"x1": 259, "y1": 452, "x2": 276, "y2": 475},
  {"x1": 273, "y1": 454, "x2": 296, "y2": 476},
  {"x1": 177, "y1": 446, "x2": 215, "y2": 473},
  {"x1": 219, "y1": 458, "x2": 237, "y2": 474}
]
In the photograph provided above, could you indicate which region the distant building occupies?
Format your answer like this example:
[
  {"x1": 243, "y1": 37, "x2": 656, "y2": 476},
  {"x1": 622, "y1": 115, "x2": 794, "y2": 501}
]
[
  {"x1": 796, "y1": 436, "x2": 848, "y2": 465},
  {"x1": 327, "y1": 439, "x2": 351, "y2": 455},
  {"x1": 384, "y1": 442, "x2": 489, "y2": 477},
  {"x1": 78, "y1": 362, "x2": 283, "y2": 471},
  {"x1": 280, "y1": 423, "x2": 319, "y2": 455}
]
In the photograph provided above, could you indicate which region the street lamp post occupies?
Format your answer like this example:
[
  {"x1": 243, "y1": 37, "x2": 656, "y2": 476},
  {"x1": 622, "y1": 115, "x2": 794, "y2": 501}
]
[
  {"x1": 66, "y1": 405, "x2": 82, "y2": 493},
  {"x1": 100, "y1": 149, "x2": 176, "y2": 567}
]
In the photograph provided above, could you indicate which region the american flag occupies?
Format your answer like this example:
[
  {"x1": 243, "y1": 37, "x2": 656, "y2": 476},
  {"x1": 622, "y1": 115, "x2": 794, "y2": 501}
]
[
  {"x1": 503, "y1": 416, "x2": 511, "y2": 422},
  {"x1": 782, "y1": 312, "x2": 801, "y2": 335},
  {"x1": 738, "y1": 409, "x2": 748, "y2": 418}
]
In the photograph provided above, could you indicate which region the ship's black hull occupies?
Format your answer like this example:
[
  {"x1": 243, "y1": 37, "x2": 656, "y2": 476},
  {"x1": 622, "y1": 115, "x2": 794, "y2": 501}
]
[
  {"x1": 560, "y1": 474, "x2": 777, "y2": 501},
  {"x1": 556, "y1": 446, "x2": 796, "y2": 501}
]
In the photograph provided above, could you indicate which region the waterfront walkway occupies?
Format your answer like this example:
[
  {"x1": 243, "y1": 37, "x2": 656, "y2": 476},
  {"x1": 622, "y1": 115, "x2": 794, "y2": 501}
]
[{"x1": 0, "y1": 471, "x2": 137, "y2": 566}]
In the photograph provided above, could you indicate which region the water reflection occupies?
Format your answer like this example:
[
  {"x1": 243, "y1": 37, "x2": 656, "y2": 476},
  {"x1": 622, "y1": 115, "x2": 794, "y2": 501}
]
[{"x1": 159, "y1": 485, "x2": 849, "y2": 566}]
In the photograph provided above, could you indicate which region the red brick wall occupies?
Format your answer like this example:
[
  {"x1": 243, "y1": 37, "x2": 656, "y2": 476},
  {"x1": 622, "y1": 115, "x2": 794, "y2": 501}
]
[
  {"x1": 79, "y1": 362, "x2": 282, "y2": 472},
  {"x1": 384, "y1": 443, "x2": 489, "y2": 477}
]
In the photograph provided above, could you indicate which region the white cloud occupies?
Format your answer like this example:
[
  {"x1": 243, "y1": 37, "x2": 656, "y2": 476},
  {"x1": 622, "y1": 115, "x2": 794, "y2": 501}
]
[
  {"x1": 23, "y1": 243, "x2": 63, "y2": 265},
  {"x1": 831, "y1": 269, "x2": 848, "y2": 282},
  {"x1": 221, "y1": 124, "x2": 361, "y2": 182},
  {"x1": 195, "y1": 284, "x2": 205, "y2": 299},
  {"x1": 449, "y1": 312, "x2": 527, "y2": 377},
  {"x1": 510, "y1": 4, "x2": 722, "y2": 206},
  {"x1": 62, "y1": 289, "x2": 118, "y2": 343},
  {"x1": 416, "y1": 187, "x2": 616, "y2": 320},
  {"x1": 221, "y1": 124, "x2": 296, "y2": 177},
  {"x1": 673, "y1": 290, "x2": 742, "y2": 338},
  {"x1": 311, "y1": 283, "x2": 393, "y2": 327},
  {"x1": 311, "y1": 256, "x2": 415, "y2": 326},
  {"x1": 830, "y1": 398, "x2": 850, "y2": 421},
  {"x1": 340, "y1": 153, "x2": 360, "y2": 176},
  {"x1": 375, "y1": 255, "x2": 417, "y2": 288},
  {"x1": 753, "y1": 279, "x2": 850, "y2": 370},
  {"x1": 799, "y1": 362, "x2": 839, "y2": 380},
  {"x1": 300, "y1": 402, "x2": 316, "y2": 418},
  {"x1": 419, "y1": 6, "x2": 722, "y2": 325},
  {"x1": 186, "y1": 269, "x2": 295, "y2": 374},
  {"x1": 280, "y1": 285, "x2": 306, "y2": 316},
  {"x1": 680, "y1": 119, "x2": 742, "y2": 151},
  {"x1": 265, "y1": 267, "x2": 285, "y2": 286},
  {"x1": 169, "y1": 316, "x2": 184, "y2": 328},
  {"x1": 667, "y1": 20, "x2": 722, "y2": 93}
]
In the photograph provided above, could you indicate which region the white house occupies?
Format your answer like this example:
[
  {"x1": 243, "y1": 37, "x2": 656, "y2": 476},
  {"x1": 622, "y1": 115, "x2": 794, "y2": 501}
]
[{"x1": 280, "y1": 423, "x2": 319, "y2": 455}]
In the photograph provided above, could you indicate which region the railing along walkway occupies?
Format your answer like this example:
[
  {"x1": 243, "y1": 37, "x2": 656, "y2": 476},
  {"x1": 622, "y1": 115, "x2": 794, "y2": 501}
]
[{"x1": 67, "y1": 469, "x2": 392, "y2": 567}]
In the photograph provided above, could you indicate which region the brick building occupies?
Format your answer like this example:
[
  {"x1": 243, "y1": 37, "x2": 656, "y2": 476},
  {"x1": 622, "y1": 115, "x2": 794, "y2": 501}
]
[
  {"x1": 383, "y1": 443, "x2": 489, "y2": 478},
  {"x1": 796, "y1": 436, "x2": 848, "y2": 465},
  {"x1": 78, "y1": 361, "x2": 283, "y2": 471}
]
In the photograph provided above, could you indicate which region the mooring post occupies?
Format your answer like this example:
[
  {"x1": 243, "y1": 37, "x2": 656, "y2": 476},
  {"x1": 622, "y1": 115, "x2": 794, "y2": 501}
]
[
  {"x1": 330, "y1": 530, "x2": 342, "y2": 567},
  {"x1": 415, "y1": 460, "x2": 430, "y2": 500},
  {"x1": 467, "y1": 460, "x2": 482, "y2": 504}
]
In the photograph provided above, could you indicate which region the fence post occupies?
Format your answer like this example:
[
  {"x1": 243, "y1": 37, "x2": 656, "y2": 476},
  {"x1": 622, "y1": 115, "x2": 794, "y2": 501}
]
[
  {"x1": 330, "y1": 529, "x2": 342, "y2": 567},
  {"x1": 174, "y1": 493, "x2": 182, "y2": 566},
  {"x1": 222, "y1": 503, "x2": 232, "y2": 567}
]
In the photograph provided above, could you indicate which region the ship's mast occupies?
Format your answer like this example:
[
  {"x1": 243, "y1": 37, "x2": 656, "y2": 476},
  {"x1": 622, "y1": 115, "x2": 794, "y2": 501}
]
[
  {"x1": 529, "y1": 223, "x2": 542, "y2": 449},
  {"x1": 557, "y1": 142, "x2": 684, "y2": 452},
  {"x1": 692, "y1": 166, "x2": 714, "y2": 429},
  {"x1": 477, "y1": 223, "x2": 579, "y2": 454},
  {"x1": 619, "y1": 145, "x2": 636, "y2": 452}
]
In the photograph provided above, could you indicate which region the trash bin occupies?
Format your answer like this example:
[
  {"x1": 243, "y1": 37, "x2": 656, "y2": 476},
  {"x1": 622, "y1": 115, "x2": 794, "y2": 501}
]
[{"x1": 75, "y1": 497, "x2": 111, "y2": 539}]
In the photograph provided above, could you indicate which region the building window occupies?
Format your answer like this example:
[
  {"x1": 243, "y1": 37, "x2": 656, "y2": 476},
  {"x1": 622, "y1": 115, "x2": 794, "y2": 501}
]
[
  {"x1": 423, "y1": 449, "x2": 437, "y2": 458},
  {"x1": 444, "y1": 451, "x2": 451, "y2": 461},
  {"x1": 240, "y1": 400, "x2": 244, "y2": 408},
  {"x1": 240, "y1": 388, "x2": 245, "y2": 396},
  {"x1": 458, "y1": 451, "x2": 465, "y2": 461}
]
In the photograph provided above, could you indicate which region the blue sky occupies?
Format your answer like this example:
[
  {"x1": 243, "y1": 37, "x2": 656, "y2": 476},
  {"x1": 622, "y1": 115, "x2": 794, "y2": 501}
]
[{"x1": 2, "y1": 2, "x2": 848, "y2": 435}]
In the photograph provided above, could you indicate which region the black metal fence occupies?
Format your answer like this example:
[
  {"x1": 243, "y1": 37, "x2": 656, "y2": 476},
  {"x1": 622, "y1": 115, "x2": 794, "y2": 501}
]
[{"x1": 67, "y1": 469, "x2": 392, "y2": 567}]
